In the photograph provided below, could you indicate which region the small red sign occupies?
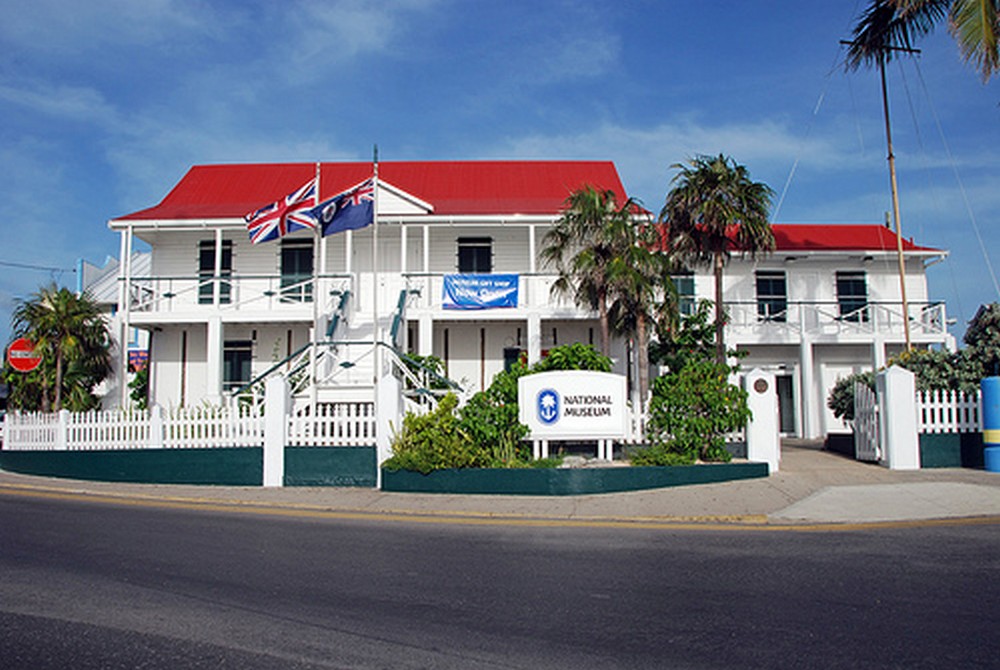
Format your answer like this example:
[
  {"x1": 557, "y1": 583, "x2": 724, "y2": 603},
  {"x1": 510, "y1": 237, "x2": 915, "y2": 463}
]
[{"x1": 7, "y1": 337, "x2": 42, "y2": 372}]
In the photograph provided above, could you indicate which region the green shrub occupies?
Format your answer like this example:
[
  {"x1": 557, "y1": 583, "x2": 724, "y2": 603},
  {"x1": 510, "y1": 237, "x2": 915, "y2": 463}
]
[
  {"x1": 643, "y1": 359, "x2": 750, "y2": 463},
  {"x1": 383, "y1": 394, "x2": 481, "y2": 474},
  {"x1": 628, "y1": 445, "x2": 695, "y2": 467}
]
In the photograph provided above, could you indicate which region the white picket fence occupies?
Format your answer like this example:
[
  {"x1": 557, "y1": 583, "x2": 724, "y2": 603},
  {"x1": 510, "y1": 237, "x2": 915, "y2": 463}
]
[
  {"x1": 853, "y1": 382, "x2": 880, "y2": 462},
  {"x1": 916, "y1": 389, "x2": 980, "y2": 434},
  {"x1": 2, "y1": 402, "x2": 376, "y2": 451},
  {"x1": 288, "y1": 402, "x2": 376, "y2": 447}
]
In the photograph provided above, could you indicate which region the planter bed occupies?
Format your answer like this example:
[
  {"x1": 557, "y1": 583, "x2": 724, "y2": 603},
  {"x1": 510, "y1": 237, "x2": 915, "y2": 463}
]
[{"x1": 381, "y1": 461, "x2": 769, "y2": 496}]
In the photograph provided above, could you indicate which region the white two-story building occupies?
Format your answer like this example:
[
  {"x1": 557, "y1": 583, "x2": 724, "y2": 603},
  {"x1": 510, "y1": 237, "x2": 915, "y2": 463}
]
[{"x1": 108, "y1": 160, "x2": 953, "y2": 439}]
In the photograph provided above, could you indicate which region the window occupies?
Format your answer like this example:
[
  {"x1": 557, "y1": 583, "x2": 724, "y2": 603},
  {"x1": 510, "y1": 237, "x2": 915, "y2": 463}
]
[
  {"x1": 198, "y1": 240, "x2": 232, "y2": 305},
  {"x1": 672, "y1": 272, "x2": 695, "y2": 316},
  {"x1": 756, "y1": 271, "x2": 787, "y2": 322},
  {"x1": 836, "y1": 271, "x2": 869, "y2": 322},
  {"x1": 280, "y1": 240, "x2": 313, "y2": 303},
  {"x1": 457, "y1": 237, "x2": 492, "y2": 273},
  {"x1": 223, "y1": 340, "x2": 253, "y2": 392}
]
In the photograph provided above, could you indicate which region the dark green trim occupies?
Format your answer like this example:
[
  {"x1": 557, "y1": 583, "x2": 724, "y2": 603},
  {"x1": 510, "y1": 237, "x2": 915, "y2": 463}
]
[
  {"x1": 0, "y1": 448, "x2": 262, "y2": 485},
  {"x1": 381, "y1": 462, "x2": 769, "y2": 496},
  {"x1": 284, "y1": 446, "x2": 376, "y2": 487},
  {"x1": 919, "y1": 432, "x2": 985, "y2": 469}
]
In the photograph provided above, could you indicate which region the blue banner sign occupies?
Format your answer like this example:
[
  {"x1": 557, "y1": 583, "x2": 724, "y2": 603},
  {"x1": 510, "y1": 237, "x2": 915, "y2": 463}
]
[{"x1": 442, "y1": 274, "x2": 519, "y2": 310}]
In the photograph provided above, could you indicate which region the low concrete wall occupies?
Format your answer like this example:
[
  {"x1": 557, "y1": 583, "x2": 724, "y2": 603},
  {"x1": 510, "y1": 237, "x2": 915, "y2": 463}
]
[
  {"x1": 0, "y1": 445, "x2": 380, "y2": 487},
  {"x1": 0, "y1": 448, "x2": 263, "y2": 486},
  {"x1": 919, "y1": 433, "x2": 985, "y2": 469},
  {"x1": 381, "y1": 462, "x2": 769, "y2": 496},
  {"x1": 284, "y1": 447, "x2": 376, "y2": 487}
]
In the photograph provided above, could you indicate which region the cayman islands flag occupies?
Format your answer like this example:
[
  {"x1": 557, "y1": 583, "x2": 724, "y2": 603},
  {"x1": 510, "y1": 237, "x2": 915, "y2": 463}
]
[
  {"x1": 308, "y1": 178, "x2": 375, "y2": 237},
  {"x1": 245, "y1": 179, "x2": 318, "y2": 244}
]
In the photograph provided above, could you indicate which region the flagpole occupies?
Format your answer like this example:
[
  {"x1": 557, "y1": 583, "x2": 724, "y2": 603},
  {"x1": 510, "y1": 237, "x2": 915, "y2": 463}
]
[
  {"x1": 372, "y1": 146, "x2": 380, "y2": 384},
  {"x1": 311, "y1": 161, "x2": 321, "y2": 410}
]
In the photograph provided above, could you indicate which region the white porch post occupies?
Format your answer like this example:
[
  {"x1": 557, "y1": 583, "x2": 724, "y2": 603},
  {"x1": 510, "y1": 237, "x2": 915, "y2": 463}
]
[
  {"x1": 799, "y1": 338, "x2": 817, "y2": 439},
  {"x1": 213, "y1": 228, "x2": 223, "y2": 305},
  {"x1": 119, "y1": 225, "x2": 134, "y2": 408},
  {"x1": 206, "y1": 317, "x2": 223, "y2": 404},
  {"x1": 418, "y1": 315, "x2": 433, "y2": 357},
  {"x1": 527, "y1": 313, "x2": 542, "y2": 365}
]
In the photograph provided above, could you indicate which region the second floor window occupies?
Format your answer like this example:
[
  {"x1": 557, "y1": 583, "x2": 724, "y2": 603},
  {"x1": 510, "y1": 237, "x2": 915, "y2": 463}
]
[
  {"x1": 837, "y1": 271, "x2": 869, "y2": 322},
  {"x1": 756, "y1": 271, "x2": 788, "y2": 322},
  {"x1": 457, "y1": 237, "x2": 492, "y2": 273},
  {"x1": 198, "y1": 240, "x2": 232, "y2": 305},
  {"x1": 280, "y1": 241, "x2": 313, "y2": 303}
]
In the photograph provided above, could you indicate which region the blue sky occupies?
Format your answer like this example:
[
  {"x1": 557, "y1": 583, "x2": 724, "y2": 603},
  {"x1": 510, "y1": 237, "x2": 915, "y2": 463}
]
[{"x1": 1, "y1": 0, "x2": 998, "y2": 349}]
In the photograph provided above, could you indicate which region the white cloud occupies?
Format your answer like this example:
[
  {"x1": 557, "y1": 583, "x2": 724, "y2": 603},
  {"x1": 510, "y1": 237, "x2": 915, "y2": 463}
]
[{"x1": 0, "y1": 81, "x2": 119, "y2": 127}]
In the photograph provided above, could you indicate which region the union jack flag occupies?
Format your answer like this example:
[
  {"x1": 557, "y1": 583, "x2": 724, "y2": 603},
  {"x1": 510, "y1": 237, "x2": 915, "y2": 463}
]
[{"x1": 245, "y1": 179, "x2": 317, "y2": 244}]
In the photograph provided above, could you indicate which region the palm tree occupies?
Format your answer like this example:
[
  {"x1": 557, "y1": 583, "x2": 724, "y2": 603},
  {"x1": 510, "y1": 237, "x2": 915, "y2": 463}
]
[
  {"x1": 661, "y1": 154, "x2": 775, "y2": 364},
  {"x1": 541, "y1": 186, "x2": 635, "y2": 357},
  {"x1": 606, "y1": 218, "x2": 676, "y2": 407},
  {"x1": 846, "y1": 0, "x2": 998, "y2": 82},
  {"x1": 10, "y1": 284, "x2": 112, "y2": 411}
]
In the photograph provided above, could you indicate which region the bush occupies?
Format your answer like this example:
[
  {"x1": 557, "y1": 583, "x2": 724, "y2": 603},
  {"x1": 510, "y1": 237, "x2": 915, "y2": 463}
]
[
  {"x1": 641, "y1": 359, "x2": 750, "y2": 463},
  {"x1": 383, "y1": 394, "x2": 482, "y2": 474}
]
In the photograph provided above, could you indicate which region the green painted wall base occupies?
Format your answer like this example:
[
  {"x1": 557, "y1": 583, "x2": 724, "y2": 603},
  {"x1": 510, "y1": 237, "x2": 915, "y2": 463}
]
[
  {"x1": 381, "y1": 462, "x2": 770, "y2": 496},
  {"x1": 0, "y1": 448, "x2": 262, "y2": 486},
  {"x1": 284, "y1": 446, "x2": 376, "y2": 487},
  {"x1": 919, "y1": 433, "x2": 985, "y2": 469}
]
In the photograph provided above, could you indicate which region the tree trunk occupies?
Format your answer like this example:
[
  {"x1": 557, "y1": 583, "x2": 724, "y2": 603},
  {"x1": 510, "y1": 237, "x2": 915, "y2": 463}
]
[
  {"x1": 598, "y1": 288, "x2": 611, "y2": 357},
  {"x1": 714, "y1": 252, "x2": 726, "y2": 365},
  {"x1": 636, "y1": 311, "x2": 649, "y2": 411},
  {"x1": 54, "y1": 349, "x2": 63, "y2": 412}
]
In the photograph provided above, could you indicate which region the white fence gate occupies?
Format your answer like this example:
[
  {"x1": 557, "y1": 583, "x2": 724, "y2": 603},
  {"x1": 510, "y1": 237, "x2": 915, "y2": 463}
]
[{"x1": 853, "y1": 382, "x2": 880, "y2": 462}]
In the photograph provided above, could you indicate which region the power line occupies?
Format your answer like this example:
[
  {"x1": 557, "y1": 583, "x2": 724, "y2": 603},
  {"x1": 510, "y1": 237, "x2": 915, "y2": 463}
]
[{"x1": 0, "y1": 260, "x2": 75, "y2": 273}]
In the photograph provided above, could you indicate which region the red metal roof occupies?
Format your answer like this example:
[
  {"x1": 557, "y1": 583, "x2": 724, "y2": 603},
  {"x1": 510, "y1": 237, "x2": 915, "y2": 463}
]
[
  {"x1": 115, "y1": 160, "x2": 941, "y2": 254},
  {"x1": 771, "y1": 223, "x2": 938, "y2": 253},
  {"x1": 115, "y1": 160, "x2": 631, "y2": 220}
]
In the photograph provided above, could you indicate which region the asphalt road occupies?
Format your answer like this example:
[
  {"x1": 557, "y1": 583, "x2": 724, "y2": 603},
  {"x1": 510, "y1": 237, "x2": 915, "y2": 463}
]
[{"x1": 1, "y1": 493, "x2": 999, "y2": 669}]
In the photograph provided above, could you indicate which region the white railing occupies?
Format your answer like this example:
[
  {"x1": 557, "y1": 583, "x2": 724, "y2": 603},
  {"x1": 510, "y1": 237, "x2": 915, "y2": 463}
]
[
  {"x1": 66, "y1": 409, "x2": 151, "y2": 450},
  {"x1": 126, "y1": 274, "x2": 352, "y2": 315},
  {"x1": 288, "y1": 402, "x2": 376, "y2": 447},
  {"x1": 725, "y1": 301, "x2": 949, "y2": 339},
  {"x1": 917, "y1": 389, "x2": 981, "y2": 434}
]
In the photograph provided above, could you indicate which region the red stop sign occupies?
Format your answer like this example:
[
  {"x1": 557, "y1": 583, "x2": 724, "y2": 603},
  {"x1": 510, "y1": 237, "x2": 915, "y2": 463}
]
[{"x1": 7, "y1": 337, "x2": 42, "y2": 372}]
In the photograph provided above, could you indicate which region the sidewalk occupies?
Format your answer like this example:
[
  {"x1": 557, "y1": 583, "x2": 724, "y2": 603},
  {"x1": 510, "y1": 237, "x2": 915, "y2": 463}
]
[{"x1": 2, "y1": 444, "x2": 999, "y2": 526}]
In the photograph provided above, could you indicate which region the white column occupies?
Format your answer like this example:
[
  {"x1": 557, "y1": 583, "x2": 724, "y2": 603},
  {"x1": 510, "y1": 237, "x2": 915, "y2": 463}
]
[
  {"x1": 527, "y1": 313, "x2": 542, "y2": 365},
  {"x1": 213, "y1": 228, "x2": 223, "y2": 305},
  {"x1": 400, "y1": 223, "x2": 408, "y2": 273},
  {"x1": 206, "y1": 317, "x2": 223, "y2": 404},
  {"x1": 745, "y1": 368, "x2": 780, "y2": 473},
  {"x1": 419, "y1": 315, "x2": 433, "y2": 357},
  {"x1": 872, "y1": 338, "x2": 886, "y2": 370},
  {"x1": 263, "y1": 376, "x2": 288, "y2": 487},
  {"x1": 799, "y1": 338, "x2": 817, "y2": 439},
  {"x1": 877, "y1": 366, "x2": 920, "y2": 470},
  {"x1": 528, "y1": 224, "x2": 536, "y2": 274},
  {"x1": 149, "y1": 405, "x2": 164, "y2": 449}
]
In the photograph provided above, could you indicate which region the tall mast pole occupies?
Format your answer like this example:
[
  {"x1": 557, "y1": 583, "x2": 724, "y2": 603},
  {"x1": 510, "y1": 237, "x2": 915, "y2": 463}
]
[
  {"x1": 879, "y1": 52, "x2": 912, "y2": 352},
  {"x1": 372, "y1": 145, "x2": 380, "y2": 383}
]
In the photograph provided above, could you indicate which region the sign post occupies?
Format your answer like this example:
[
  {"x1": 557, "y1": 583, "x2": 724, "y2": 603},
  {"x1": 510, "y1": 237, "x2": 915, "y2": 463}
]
[{"x1": 7, "y1": 337, "x2": 42, "y2": 373}]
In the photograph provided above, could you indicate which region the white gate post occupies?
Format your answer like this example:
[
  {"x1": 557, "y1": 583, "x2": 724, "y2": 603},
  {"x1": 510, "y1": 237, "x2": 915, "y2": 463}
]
[
  {"x1": 745, "y1": 368, "x2": 780, "y2": 473},
  {"x1": 149, "y1": 405, "x2": 164, "y2": 449},
  {"x1": 263, "y1": 376, "x2": 289, "y2": 487},
  {"x1": 376, "y1": 372, "x2": 402, "y2": 489},
  {"x1": 56, "y1": 409, "x2": 70, "y2": 451},
  {"x1": 876, "y1": 366, "x2": 920, "y2": 470}
]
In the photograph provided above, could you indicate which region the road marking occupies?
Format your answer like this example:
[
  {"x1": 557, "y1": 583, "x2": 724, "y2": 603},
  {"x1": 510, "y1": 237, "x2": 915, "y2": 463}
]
[{"x1": 1, "y1": 483, "x2": 999, "y2": 532}]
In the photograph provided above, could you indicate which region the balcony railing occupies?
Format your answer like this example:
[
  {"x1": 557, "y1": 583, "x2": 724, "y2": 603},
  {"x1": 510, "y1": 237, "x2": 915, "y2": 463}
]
[
  {"x1": 124, "y1": 274, "x2": 353, "y2": 315},
  {"x1": 122, "y1": 271, "x2": 950, "y2": 342},
  {"x1": 724, "y1": 301, "x2": 948, "y2": 339}
]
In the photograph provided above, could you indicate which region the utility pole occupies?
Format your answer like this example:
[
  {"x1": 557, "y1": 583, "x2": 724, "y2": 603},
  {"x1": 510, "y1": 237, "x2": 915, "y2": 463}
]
[{"x1": 842, "y1": 40, "x2": 920, "y2": 352}]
